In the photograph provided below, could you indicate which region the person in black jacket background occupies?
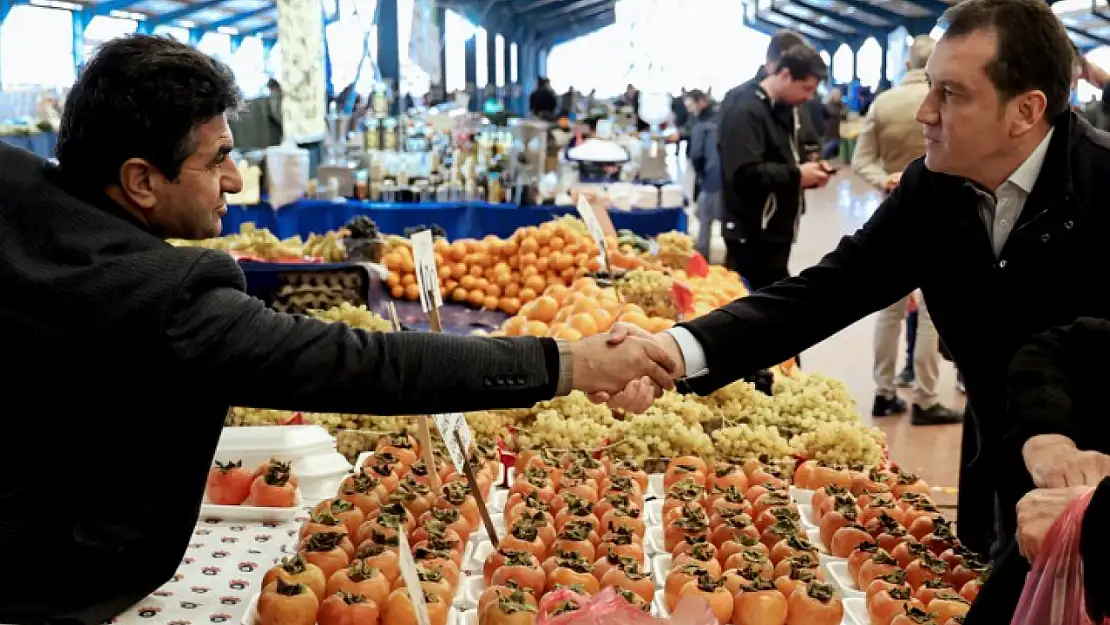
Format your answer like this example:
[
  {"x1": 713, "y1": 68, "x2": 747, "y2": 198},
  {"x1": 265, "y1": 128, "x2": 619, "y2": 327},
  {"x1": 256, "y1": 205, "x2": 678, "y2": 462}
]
[
  {"x1": 529, "y1": 77, "x2": 558, "y2": 121},
  {"x1": 715, "y1": 45, "x2": 833, "y2": 290},
  {"x1": 963, "y1": 318, "x2": 1110, "y2": 624}
]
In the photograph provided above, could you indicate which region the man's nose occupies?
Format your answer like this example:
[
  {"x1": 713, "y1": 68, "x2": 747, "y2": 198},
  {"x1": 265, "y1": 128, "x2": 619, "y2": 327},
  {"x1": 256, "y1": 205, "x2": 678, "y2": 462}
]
[
  {"x1": 915, "y1": 97, "x2": 938, "y2": 125},
  {"x1": 222, "y1": 160, "x2": 244, "y2": 194}
]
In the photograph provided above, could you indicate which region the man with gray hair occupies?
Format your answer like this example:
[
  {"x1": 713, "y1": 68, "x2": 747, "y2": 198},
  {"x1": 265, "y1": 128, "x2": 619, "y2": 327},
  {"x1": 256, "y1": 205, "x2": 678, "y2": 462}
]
[{"x1": 852, "y1": 34, "x2": 962, "y2": 426}]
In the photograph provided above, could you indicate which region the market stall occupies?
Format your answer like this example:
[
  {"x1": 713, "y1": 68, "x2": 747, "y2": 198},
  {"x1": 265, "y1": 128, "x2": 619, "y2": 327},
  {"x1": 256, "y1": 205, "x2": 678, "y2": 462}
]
[{"x1": 223, "y1": 200, "x2": 687, "y2": 242}]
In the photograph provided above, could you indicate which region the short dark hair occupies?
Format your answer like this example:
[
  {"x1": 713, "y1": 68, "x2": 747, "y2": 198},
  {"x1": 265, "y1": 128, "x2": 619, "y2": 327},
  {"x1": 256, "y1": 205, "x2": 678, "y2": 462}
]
[
  {"x1": 777, "y1": 45, "x2": 828, "y2": 82},
  {"x1": 940, "y1": 0, "x2": 1073, "y2": 116},
  {"x1": 56, "y1": 35, "x2": 241, "y2": 190},
  {"x1": 686, "y1": 89, "x2": 708, "y2": 103},
  {"x1": 767, "y1": 30, "x2": 807, "y2": 64}
]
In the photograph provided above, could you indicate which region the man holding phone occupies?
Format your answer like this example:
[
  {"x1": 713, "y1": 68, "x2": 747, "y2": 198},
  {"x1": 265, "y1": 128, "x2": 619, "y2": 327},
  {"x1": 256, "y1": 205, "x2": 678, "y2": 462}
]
[{"x1": 716, "y1": 43, "x2": 832, "y2": 290}]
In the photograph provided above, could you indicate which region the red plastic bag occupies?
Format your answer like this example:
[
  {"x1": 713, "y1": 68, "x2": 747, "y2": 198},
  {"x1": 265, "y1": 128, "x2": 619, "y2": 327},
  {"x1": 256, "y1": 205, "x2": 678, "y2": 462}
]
[
  {"x1": 536, "y1": 587, "x2": 716, "y2": 625},
  {"x1": 1010, "y1": 487, "x2": 1106, "y2": 625}
]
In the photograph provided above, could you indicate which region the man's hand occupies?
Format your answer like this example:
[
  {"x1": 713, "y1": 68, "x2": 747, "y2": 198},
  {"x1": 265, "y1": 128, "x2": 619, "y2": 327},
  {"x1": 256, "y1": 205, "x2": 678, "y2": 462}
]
[
  {"x1": 584, "y1": 323, "x2": 686, "y2": 412},
  {"x1": 568, "y1": 330, "x2": 677, "y2": 400},
  {"x1": 1016, "y1": 485, "x2": 1094, "y2": 561},
  {"x1": 1024, "y1": 434, "x2": 1110, "y2": 488},
  {"x1": 884, "y1": 172, "x2": 902, "y2": 193},
  {"x1": 800, "y1": 162, "x2": 830, "y2": 189}
]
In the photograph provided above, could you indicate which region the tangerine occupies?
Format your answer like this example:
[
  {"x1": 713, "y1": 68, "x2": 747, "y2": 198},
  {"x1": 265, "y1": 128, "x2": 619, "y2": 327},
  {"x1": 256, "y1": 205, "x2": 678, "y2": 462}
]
[{"x1": 568, "y1": 313, "x2": 599, "y2": 337}]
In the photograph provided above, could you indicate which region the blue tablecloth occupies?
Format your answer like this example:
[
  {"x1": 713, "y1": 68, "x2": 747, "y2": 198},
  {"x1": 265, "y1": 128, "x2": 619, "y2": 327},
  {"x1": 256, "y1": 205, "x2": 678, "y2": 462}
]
[
  {"x1": 224, "y1": 199, "x2": 687, "y2": 241},
  {"x1": 1, "y1": 132, "x2": 57, "y2": 158}
]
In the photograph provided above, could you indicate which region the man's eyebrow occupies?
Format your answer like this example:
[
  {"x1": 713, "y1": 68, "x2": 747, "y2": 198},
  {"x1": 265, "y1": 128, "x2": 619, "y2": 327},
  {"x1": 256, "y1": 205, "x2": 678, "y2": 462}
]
[{"x1": 212, "y1": 144, "x2": 233, "y2": 161}]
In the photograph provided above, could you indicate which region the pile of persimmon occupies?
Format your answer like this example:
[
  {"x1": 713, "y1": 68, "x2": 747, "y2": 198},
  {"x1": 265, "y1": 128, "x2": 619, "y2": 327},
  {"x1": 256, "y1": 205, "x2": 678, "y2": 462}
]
[
  {"x1": 661, "y1": 456, "x2": 845, "y2": 625},
  {"x1": 206, "y1": 458, "x2": 298, "y2": 507},
  {"x1": 478, "y1": 450, "x2": 654, "y2": 625},
  {"x1": 798, "y1": 463, "x2": 988, "y2": 625},
  {"x1": 383, "y1": 219, "x2": 603, "y2": 315},
  {"x1": 256, "y1": 433, "x2": 501, "y2": 625}
]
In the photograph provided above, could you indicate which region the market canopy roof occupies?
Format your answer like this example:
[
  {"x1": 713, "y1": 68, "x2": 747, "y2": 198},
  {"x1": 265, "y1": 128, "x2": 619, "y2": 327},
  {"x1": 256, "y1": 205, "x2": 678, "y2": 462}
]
[{"x1": 439, "y1": 0, "x2": 617, "y2": 47}]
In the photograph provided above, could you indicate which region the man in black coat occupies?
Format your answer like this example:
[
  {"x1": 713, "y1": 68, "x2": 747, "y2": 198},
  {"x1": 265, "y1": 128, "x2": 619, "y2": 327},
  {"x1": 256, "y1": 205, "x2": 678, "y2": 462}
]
[
  {"x1": 604, "y1": 0, "x2": 1110, "y2": 561},
  {"x1": 0, "y1": 36, "x2": 674, "y2": 624}
]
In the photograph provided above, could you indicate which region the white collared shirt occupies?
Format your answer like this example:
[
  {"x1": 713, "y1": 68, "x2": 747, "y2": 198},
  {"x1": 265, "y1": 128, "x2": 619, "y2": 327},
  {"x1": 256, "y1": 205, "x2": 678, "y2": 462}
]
[{"x1": 666, "y1": 127, "x2": 1056, "y2": 380}]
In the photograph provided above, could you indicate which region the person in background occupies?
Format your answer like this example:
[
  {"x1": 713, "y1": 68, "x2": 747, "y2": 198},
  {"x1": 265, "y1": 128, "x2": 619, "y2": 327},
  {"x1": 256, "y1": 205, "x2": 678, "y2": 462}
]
[
  {"x1": 0, "y1": 35, "x2": 677, "y2": 624},
  {"x1": 686, "y1": 89, "x2": 721, "y2": 259},
  {"x1": 559, "y1": 86, "x2": 577, "y2": 119},
  {"x1": 529, "y1": 77, "x2": 558, "y2": 121},
  {"x1": 621, "y1": 84, "x2": 649, "y2": 131},
  {"x1": 716, "y1": 44, "x2": 832, "y2": 290},
  {"x1": 671, "y1": 87, "x2": 690, "y2": 151},
  {"x1": 265, "y1": 77, "x2": 283, "y2": 144},
  {"x1": 822, "y1": 87, "x2": 845, "y2": 159},
  {"x1": 599, "y1": 0, "x2": 1110, "y2": 561},
  {"x1": 851, "y1": 34, "x2": 961, "y2": 425},
  {"x1": 962, "y1": 317, "x2": 1110, "y2": 624}
]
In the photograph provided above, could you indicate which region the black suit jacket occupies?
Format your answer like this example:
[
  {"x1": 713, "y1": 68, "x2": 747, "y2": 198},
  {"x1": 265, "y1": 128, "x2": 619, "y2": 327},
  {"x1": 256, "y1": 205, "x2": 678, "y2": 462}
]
[
  {"x1": 0, "y1": 143, "x2": 562, "y2": 624},
  {"x1": 678, "y1": 111, "x2": 1110, "y2": 553}
]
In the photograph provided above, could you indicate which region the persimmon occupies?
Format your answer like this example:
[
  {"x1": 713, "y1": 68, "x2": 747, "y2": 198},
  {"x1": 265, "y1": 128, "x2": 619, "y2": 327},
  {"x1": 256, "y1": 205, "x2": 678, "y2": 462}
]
[
  {"x1": 752, "y1": 492, "x2": 796, "y2": 520},
  {"x1": 898, "y1": 492, "x2": 935, "y2": 512},
  {"x1": 355, "y1": 542, "x2": 401, "y2": 583},
  {"x1": 263, "y1": 554, "x2": 327, "y2": 601},
  {"x1": 258, "y1": 579, "x2": 319, "y2": 625},
  {"x1": 419, "y1": 507, "x2": 471, "y2": 544},
  {"x1": 406, "y1": 458, "x2": 445, "y2": 489},
  {"x1": 664, "y1": 563, "x2": 709, "y2": 609},
  {"x1": 612, "y1": 587, "x2": 652, "y2": 613},
  {"x1": 601, "y1": 474, "x2": 645, "y2": 501},
  {"x1": 865, "y1": 571, "x2": 910, "y2": 609},
  {"x1": 478, "y1": 586, "x2": 524, "y2": 620},
  {"x1": 479, "y1": 587, "x2": 539, "y2": 625},
  {"x1": 770, "y1": 534, "x2": 820, "y2": 566},
  {"x1": 436, "y1": 481, "x2": 480, "y2": 531},
  {"x1": 611, "y1": 459, "x2": 649, "y2": 492},
  {"x1": 794, "y1": 460, "x2": 820, "y2": 490},
  {"x1": 756, "y1": 506, "x2": 802, "y2": 534},
  {"x1": 775, "y1": 565, "x2": 820, "y2": 599},
  {"x1": 890, "y1": 606, "x2": 941, "y2": 625},
  {"x1": 597, "y1": 528, "x2": 644, "y2": 565},
  {"x1": 677, "y1": 573, "x2": 733, "y2": 624},
  {"x1": 819, "y1": 501, "x2": 862, "y2": 548},
  {"x1": 893, "y1": 471, "x2": 930, "y2": 498},
  {"x1": 921, "y1": 520, "x2": 958, "y2": 556},
  {"x1": 339, "y1": 472, "x2": 389, "y2": 516},
  {"x1": 913, "y1": 580, "x2": 957, "y2": 606},
  {"x1": 960, "y1": 577, "x2": 983, "y2": 603},
  {"x1": 720, "y1": 534, "x2": 769, "y2": 566},
  {"x1": 847, "y1": 542, "x2": 880, "y2": 584},
  {"x1": 858, "y1": 551, "x2": 901, "y2": 589},
  {"x1": 760, "y1": 519, "x2": 804, "y2": 550},
  {"x1": 490, "y1": 550, "x2": 545, "y2": 597},
  {"x1": 206, "y1": 460, "x2": 253, "y2": 505},
  {"x1": 300, "y1": 531, "x2": 351, "y2": 580},
  {"x1": 869, "y1": 586, "x2": 925, "y2": 625},
  {"x1": 662, "y1": 480, "x2": 706, "y2": 519},
  {"x1": 863, "y1": 499, "x2": 905, "y2": 528},
  {"x1": 388, "y1": 565, "x2": 454, "y2": 605},
  {"x1": 928, "y1": 596, "x2": 970, "y2": 624},
  {"x1": 667, "y1": 455, "x2": 709, "y2": 475},
  {"x1": 947, "y1": 559, "x2": 987, "y2": 591},
  {"x1": 831, "y1": 524, "x2": 874, "y2": 558},
  {"x1": 382, "y1": 588, "x2": 447, "y2": 625},
  {"x1": 908, "y1": 513, "x2": 942, "y2": 541},
  {"x1": 773, "y1": 553, "x2": 822, "y2": 581},
  {"x1": 851, "y1": 467, "x2": 894, "y2": 498},
  {"x1": 602, "y1": 506, "x2": 645, "y2": 537},
  {"x1": 390, "y1": 478, "x2": 435, "y2": 520},
  {"x1": 786, "y1": 581, "x2": 843, "y2": 625},
  {"x1": 412, "y1": 546, "x2": 459, "y2": 587},
  {"x1": 592, "y1": 552, "x2": 638, "y2": 582},
  {"x1": 547, "y1": 557, "x2": 600, "y2": 595},
  {"x1": 364, "y1": 457, "x2": 403, "y2": 492},
  {"x1": 905, "y1": 554, "x2": 950, "y2": 590},
  {"x1": 878, "y1": 526, "x2": 912, "y2": 555},
  {"x1": 750, "y1": 464, "x2": 788, "y2": 489},
  {"x1": 811, "y1": 463, "x2": 853, "y2": 490},
  {"x1": 893, "y1": 539, "x2": 929, "y2": 570},
  {"x1": 551, "y1": 521, "x2": 598, "y2": 562},
  {"x1": 251, "y1": 461, "x2": 297, "y2": 507},
  {"x1": 724, "y1": 548, "x2": 774, "y2": 581},
  {"x1": 300, "y1": 510, "x2": 351, "y2": 545},
  {"x1": 938, "y1": 544, "x2": 978, "y2": 572},
  {"x1": 707, "y1": 462, "x2": 749, "y2": 493},
  {"x1": 708, "y1": 486, "x2": 754, "y2": 518},
  {"x1": 811, "y1": 485, "x2": 850, "y2": 522},
  {"x1": 710, "y1": 513, "x2": 760, "y2": 548},
  {"x1": 376, "y1": 433, "x2": 419, "y2": 467},
  {"x1": 501, "y1": 522, "x2": 546, "y2": 560},
  {"x1": 411, "y1": 519, "x2": 462, "y2": 550},
  {"x1": 317, "y1": 590, "x2": 381, "y2": 625},
  {"x1": 673, "y1": 542, "x2": 722, "y2": 577},
  {"x1": 665, "y1": 507, "x2": 710, "y2": 551},
  {"x1": 327, "y1": 559, "x2": 390, "y2": 606},
  {"x1": 413, "y1": 535, "x2": 463, "y2": 569}
]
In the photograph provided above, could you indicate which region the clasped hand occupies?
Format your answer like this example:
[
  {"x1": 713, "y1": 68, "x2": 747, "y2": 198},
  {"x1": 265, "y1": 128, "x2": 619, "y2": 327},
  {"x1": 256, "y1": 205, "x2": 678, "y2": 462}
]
[
  {"x1": 1024, "y1": 434, "x2": 1110, "y2": 489},
  {"x1": 568, "y1": 323, "x2": 685, "y2": 413}
]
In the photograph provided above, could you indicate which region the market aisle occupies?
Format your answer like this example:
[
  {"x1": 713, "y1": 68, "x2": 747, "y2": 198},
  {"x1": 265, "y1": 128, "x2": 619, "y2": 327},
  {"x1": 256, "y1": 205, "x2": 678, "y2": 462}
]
[{"x1": 791, "y1": 170, "x2": 965, "y2": 493}]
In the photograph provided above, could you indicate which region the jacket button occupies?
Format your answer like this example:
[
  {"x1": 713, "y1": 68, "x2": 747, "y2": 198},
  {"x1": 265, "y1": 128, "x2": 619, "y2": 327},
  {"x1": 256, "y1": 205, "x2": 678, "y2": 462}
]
[
  {"x1": 1064, "y1": 220, "x2": 1074, "y2": 230},
  {"x1": 998, "y1": 260, "x2": 1008, "y2": 268},
  {"x1": 1041, "y1": 233, "x2": 1050, "y2": 242}
]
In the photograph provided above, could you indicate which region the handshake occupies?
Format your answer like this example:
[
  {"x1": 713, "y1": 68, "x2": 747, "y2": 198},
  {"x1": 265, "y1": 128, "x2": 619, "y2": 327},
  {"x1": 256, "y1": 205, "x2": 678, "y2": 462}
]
[{"x1": 565, "y1": 323, "x2": 688, "y2": 412}]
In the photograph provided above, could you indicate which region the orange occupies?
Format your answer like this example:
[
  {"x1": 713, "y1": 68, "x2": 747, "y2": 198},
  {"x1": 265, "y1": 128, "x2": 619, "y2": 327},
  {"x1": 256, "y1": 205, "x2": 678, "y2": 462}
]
[
  {"x1": 589, "y1": 308, "x2": 614, "y2": 332},
  {"x1": 528, "y1": 296, "x2": 559, "y2": 323},
  {"x1": 568, "y1": 313, "x2": 599, "y2": 337},
  {"x1": 451, "y1": 287, "x2": 469, "y2": 303},
  {"x1": 548, "y1": 236, "x2": 565, "y2": 252},
  {"x1": 504, "y1": 283, "x2": 521, "y2": 298},
  {"x1": 483, "y1": 296, "x2": 499, "y2": 310},
  {"x1": 404, "y1": 284, "x2": 420, "y2": 300},
  {"x1": 620, "y1": 303, "x2": 645, "y2": 317},
  {"x1": 468, "y1": 289, "x2": 486, "y2": 307},
  {"x1": 518, "y1": 253, "x2": 538, "y2": 267},
  {"x1": 545, "y1": 284, "x2": 569, "y2": 304},
  {"x1": 572, "y1": 277, "x2": 597, "y2": 292},
  {"x1": 569, "y1": 297, "x2": 600, "y2": 314},
  {"x1": 499, "y1": 297, "x2": 522, "y2": 316},
  {"x1": 553, "y1": 307, "x2": 574, "y2": 324},
  {"x1": 449, "y1": 241, "x2": 468, "y2": 262},
  {"x1": 519, "y1": 287, "x2": 538, "y2": 303},
  {"x1": 524, "y1": 275, "x2": 547, "y2": 294},
  {"x1": 524, "y1": 320, "x2": 549, "y2": 336},
  {"x1": 617, "y1": 311, "x2": 652, "y2": 330},
  {"x1": 520, "y1": 237, "x2": 540, "y2": 255},
  {"x1": 484, "y1": 283, "x2": 502, "y2": 298},
  {"x1": 552, "y1": 326, "x2": 583, "y2": 341},
  {"x1": 390, "y1": 284, "x2": 404, "y2": 298}
]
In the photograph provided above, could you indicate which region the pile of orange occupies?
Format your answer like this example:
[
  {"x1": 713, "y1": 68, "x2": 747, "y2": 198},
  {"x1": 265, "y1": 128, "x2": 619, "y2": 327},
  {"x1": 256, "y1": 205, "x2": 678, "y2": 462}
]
[
  {"x1": 495, "y1": 277, "x2": 677, "y2": 340},
  {"x1": 383, "y1": 220, "x2": 603, "y2": 315}
]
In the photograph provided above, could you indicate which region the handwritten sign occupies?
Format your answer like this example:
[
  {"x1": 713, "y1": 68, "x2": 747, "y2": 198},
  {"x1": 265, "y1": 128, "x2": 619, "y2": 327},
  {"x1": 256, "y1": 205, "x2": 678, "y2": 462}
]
[
  {"x1": 576, "y1": 195, "x2": 610, "y2": 274},
  {"x1": 410, "y1": 229, "x2": 443, "y2": 313},
  {"x1": 397, "y1": 532, "x2": 432, "y2": 625},
  {"x1": 433, "y1": 412, "x2": 473, "y2": 472}
]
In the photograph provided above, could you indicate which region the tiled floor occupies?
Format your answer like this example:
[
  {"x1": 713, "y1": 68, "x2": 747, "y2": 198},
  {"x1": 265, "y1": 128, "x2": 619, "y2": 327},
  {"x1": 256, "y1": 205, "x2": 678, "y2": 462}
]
[{"x1": 686, "y1": 164, "x2": 965, "y2": 494}]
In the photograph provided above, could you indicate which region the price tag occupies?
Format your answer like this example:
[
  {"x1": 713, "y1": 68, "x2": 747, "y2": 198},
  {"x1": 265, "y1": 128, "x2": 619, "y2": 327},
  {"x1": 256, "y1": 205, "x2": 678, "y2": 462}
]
[
  {"x1": 576, "y1": 195, "x2": 610, "y2": 274},
  {"x1": 410, "y1": 229, "x2": 443, "y2": 313},
  {"x1": 432, "y1": 412, "x2": 473, "y2": 472},
  {"x1": 396, "y1": 533, "x2": 432, "y2": 625}
]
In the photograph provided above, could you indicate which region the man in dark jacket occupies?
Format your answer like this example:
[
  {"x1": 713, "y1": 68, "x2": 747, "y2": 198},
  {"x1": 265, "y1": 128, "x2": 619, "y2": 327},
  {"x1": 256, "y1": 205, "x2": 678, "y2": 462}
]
[
  {"x1": 529, "y1": 77, "x2": 558, "y2": 120},
  {"x1": 603, "y1": 0, "x2": 1110, "y2": 560},
  {"x1": 715, "y1": 45, "x2": 833, "y2": 290},
  {"x1": 686, "y1": 90, "x2": 720, "y2": 258},
  {"x1": 0, "y1": 36, "x2": 674, "y2": 624}
]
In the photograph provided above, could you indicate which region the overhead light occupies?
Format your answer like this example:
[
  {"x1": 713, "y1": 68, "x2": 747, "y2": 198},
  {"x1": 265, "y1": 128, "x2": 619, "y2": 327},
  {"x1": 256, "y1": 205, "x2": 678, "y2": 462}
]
[
  {"x1": 178, "y1": 19, "x2": 196, "y2": 27},
  {"x1": 29, "y1": 0, "x2": 81, "y2": 10},
  {"x1": 217, "y1": 26, "x2": 239, "y2": 35},
  {"x1": 110, "y1": 9, "x2": 145, "y2": 20}
]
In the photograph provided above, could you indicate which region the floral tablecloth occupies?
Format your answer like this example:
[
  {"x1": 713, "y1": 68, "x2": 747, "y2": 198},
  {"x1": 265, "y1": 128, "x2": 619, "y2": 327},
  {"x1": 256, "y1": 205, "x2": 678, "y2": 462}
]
[{"x1": 110, "y1": 511, "x2": 309, "y2": 625}]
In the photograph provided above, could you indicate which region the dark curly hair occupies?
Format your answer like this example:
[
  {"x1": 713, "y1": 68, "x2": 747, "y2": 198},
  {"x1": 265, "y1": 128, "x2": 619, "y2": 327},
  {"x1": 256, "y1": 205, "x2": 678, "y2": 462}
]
[{"x1": 56, "y1": 34, "x2": 242, "y2": 191}]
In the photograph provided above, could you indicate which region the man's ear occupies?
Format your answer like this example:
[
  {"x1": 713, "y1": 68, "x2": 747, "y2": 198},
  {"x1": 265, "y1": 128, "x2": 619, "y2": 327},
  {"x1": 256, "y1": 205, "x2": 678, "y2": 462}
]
[
  {"x1": 1011, "y1": 90, "x2": 1049, "y2": 138},
  {"x1": 118, "y1": 158, "x2": 159, "y2": 211}
]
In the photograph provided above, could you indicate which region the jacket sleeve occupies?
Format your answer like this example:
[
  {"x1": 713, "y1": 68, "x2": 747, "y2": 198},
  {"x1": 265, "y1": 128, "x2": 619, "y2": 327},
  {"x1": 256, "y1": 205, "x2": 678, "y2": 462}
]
[
  {"x1": 689, "y1": 121, "x2": 707, "y2": 179},
  {"x1": 1081, "y1": 477, "x2": 1110, "y2": 622},
  {"x1": 721, "y1": 104, "x2": 800, "y2": 196},
  {"x1": 161, "y1": 250, "x2": 561, "y2": 415},
  {"x1": 675, "y1": 163, "x2": 921, "y2": 393},
  {"x1": 851, "y1": 106, "x2": 890, "y2": 190}
]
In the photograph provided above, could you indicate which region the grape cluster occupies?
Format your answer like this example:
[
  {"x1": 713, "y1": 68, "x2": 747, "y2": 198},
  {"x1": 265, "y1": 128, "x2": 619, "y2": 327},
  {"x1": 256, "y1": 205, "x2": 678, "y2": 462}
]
[
  {"x1": 789, "y1": 421, "x2": 886, "y2": 467},
  {"x1": 615, "y1": 268, "x2": 678, "y2": 319},
  {"x1": 307, "y1": 303, "x2": 394, "y2": 332},
  {"x1": 711, "y1": 424, "x2": 794, "y2": 460},
  {"x1": 516, "y1": 409, "x2": 611, "y2": 451},
  {"x1": 608, "y1": 412, "x2": 714, "y2": 462}
]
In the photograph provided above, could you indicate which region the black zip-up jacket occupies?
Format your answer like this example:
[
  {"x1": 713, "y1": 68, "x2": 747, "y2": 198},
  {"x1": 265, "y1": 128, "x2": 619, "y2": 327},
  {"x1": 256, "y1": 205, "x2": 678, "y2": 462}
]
[{"x1": 678, "y1": 111, "x2": 1110, "y2": 555}]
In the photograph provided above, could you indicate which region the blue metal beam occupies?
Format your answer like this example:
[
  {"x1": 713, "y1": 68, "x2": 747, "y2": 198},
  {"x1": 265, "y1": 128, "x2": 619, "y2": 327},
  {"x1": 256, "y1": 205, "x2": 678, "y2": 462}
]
[
  {"x1": 766, "y1": 5, "x2": 839, "y2": 41},
  {"x1": 86, "y1": 0, "x2": 143, "y2": 17},
  {"x1": 207, "y1": 5, "x2": 272, "y2": 29},
  {"x1": 789, "y1": 0, "x2": 882, "y2": 32},
  {"x1": 835, "y1": 0, "x2": 910, "y2": 25},
  {"x1": 147, "y1": 0, "x2": 232, "y2": 27},
  {"x1": 533, "y1": 1, "x2": 611, "y2": 32},
  {"x1": 240, "y1": 22, "x2": 276, "y2": 37},
  {"x1": 906, "y1": 0, "x2": 950, "y2": 14},
  {"x1": 544, "y1": 11, "x2": 613, "y2": 47},
  {"x1": 0, "y1": 0, "x2": 13, "y2": 24},
  {"x1": 73, "y1": 10, "x2": 91, "y2": 73},
  {"x1": 1064, "y1": 24, "x2": 1110, "y2": 48}
]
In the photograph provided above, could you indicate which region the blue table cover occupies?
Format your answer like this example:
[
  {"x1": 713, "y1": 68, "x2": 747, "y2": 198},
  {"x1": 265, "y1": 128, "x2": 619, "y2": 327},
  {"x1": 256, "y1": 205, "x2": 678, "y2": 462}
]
[
  {"x1": 224, "y1": 199, "x2": 687, "y2": 241},
  {"x1": 1, "y1": 132, "x2": 57, "y2": 158}
]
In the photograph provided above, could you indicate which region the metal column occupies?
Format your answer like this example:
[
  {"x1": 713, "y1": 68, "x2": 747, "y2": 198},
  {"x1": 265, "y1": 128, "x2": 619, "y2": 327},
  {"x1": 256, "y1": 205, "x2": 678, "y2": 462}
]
[{"x1": 376, "y1": 0, "x2": 400, "y2": 114}]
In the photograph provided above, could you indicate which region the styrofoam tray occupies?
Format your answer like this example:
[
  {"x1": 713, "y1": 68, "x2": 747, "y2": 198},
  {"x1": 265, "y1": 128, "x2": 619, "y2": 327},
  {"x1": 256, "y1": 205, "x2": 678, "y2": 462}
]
[
  {"x1": 644, "y1": 526, "x2": 664, "y2": 556},
  {"x1": 807, "y1": 528, "x2": 847, "y2": 565},
  {"x1": 647, "y1": 474, "x2": 664, "y2": 499},
  {"x1": 651, "y1": 553, "x2": 671, "y2": 589},
  {"x1": 242, "y1": 593, "x2": 463, "y2": 625},
  {"x1": 215, "y1": 425, "x2": 334, "y2": 465},
  {"x1": 843, "y1": 597, "x2": 867, "y2": 625},
  {"x1": 294, "y1": 452, "x2": 352, "y2": 478},
  {"x1": 790, "y1": 486, "x2": 815, "y2": 506},
  {"x1": 644, "y1": 500, "x2": 662, "y2": 524},
  {"x1": 199, "y1": 490, "x2": 302, "y2": 523},
  {"x1": 798, "y1": 503, "x2": 818, "y2": 529},
  {"x1": 824, "y1": 560, "x2": 866, "y2": 599}
]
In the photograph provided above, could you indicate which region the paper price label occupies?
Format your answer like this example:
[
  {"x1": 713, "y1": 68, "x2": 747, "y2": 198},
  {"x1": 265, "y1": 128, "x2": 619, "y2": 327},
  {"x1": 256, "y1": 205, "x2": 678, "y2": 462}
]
[
  {"x1": 410, "y1": 229, "x2": 443, "y2": 313},
  {"x1": 432, "y1": 412, "x2": 473, "y2": 472},
  {"x1": 576, "y1": 195, "x2": 610, "y2": 274},
  {"x1": 396, "y1": 533, "x2": 432, "y2": 625}
]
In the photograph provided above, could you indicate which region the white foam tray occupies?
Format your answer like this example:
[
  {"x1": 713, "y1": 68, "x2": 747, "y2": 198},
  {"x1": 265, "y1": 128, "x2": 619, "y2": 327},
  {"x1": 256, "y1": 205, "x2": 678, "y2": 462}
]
[
  {"x1": 215, "y1": 425, "x2": 335, "y2": 465},
  {"x1": 242, "y1": 593, "x2": 462, "y2": 625},
  {"x1": 644, "y1": 500, "x2": 662, "y2": 524},
  {"x1": 843, "y1": 597, "x2": 867, "y2": 625},
  {"x1": 790, "y1": 486, "x2": 815, "y2": 506},
  {"x1": 824, "y1": 560, "x2": 866, "y2": 599},
  {"x1": 798, "y1": 503, "x2": 818, "y2": 530},
  {"x1": 199, "y1": 489, "x2": 302, "y2": 523}
]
